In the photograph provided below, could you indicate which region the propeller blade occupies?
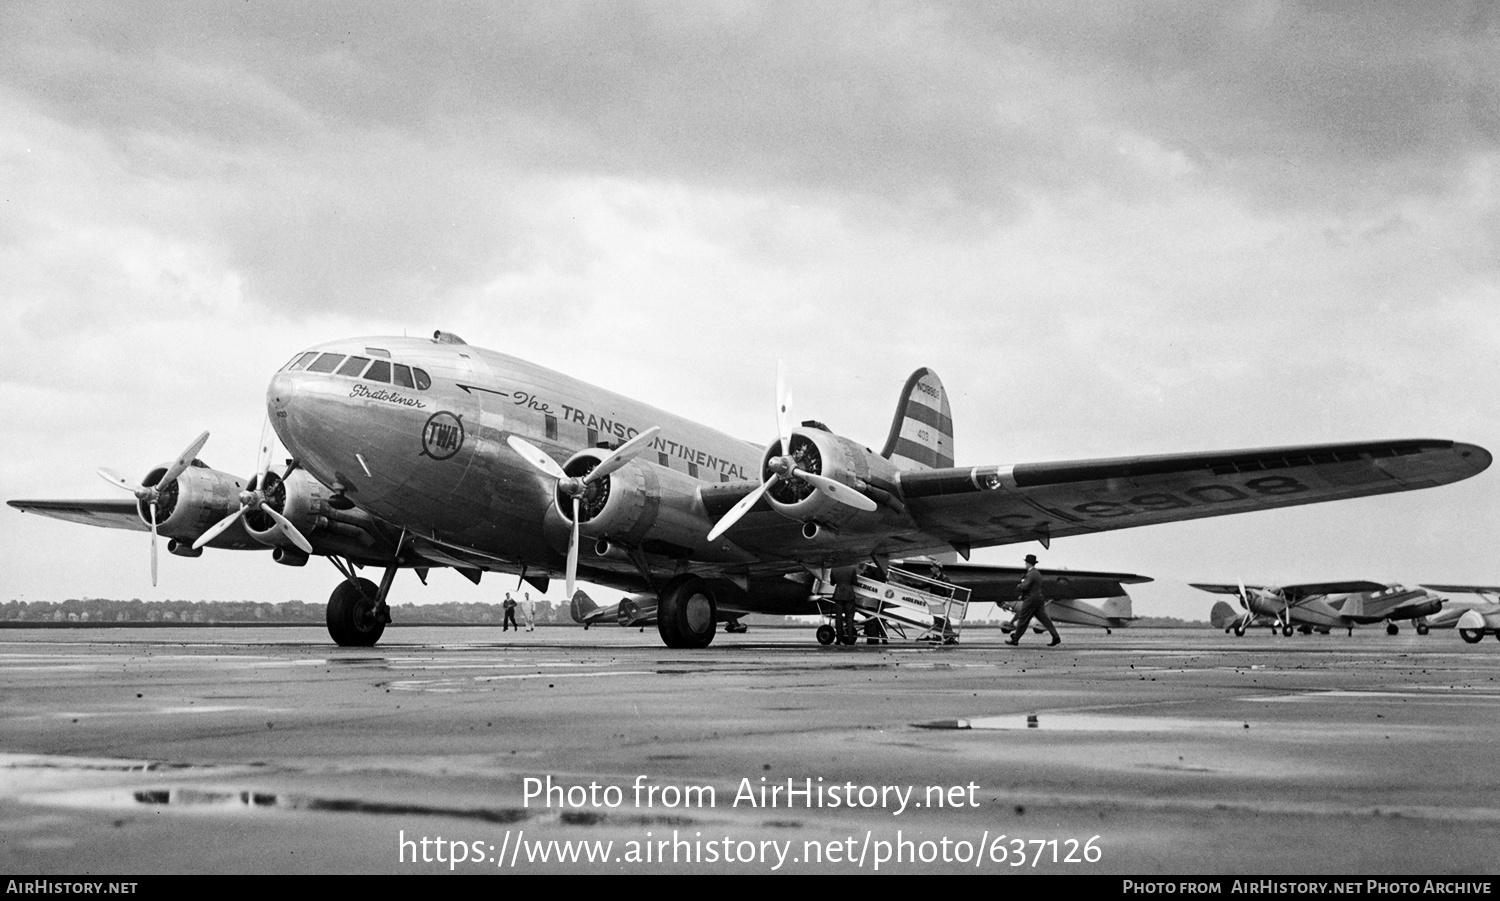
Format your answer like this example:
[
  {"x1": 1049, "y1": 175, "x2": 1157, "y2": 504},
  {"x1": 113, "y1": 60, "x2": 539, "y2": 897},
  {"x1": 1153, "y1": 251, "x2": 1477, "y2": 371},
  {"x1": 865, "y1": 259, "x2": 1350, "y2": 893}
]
[
  {"x1": 160, "y1": 431, "x2": 211, "y2": 488},
  {"x1": 795, "y1": 469, "x2": 878, "y2": 512},
  {"x1": 149, "y1": 502, "x2": 159, "y2": 587},
  {"x1": 193, "y1": 507, "x2": 245, "y2": 550},
  {"x1": 96, "y1": 468, "x2": 141, "y2": 495},
  {"x1": 585, "y1": 426, "x2": 661, "y2": 484},
  {"x1": 253, "y1": 419, "x2": 274, "y2": 486},
  {"x1": 706, "y1": 475, "x2": 777, "y2": 543},
  {"x1": 262, "y1": 504, "x2": 314, "y2": 555},
  {"x1": 565, "y1": 495, "x2": 581, "y2": 600},
  {"x1": 776, "y1": 360, "x2": 793, "y2": 453},
  {"x1": 506, "y1": 435, "x2": 567, "y2": 481}
]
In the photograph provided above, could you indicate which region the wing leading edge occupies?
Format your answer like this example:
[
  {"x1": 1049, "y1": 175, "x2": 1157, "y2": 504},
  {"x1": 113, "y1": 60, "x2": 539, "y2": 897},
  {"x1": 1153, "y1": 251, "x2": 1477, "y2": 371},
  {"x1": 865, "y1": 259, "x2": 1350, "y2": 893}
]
[
  {"x1": 8, "y1": 498, "x2": 147, "y2": 533},
  {"x1": 897, "y1": 439, "x2": 1490, "y2": 553}
]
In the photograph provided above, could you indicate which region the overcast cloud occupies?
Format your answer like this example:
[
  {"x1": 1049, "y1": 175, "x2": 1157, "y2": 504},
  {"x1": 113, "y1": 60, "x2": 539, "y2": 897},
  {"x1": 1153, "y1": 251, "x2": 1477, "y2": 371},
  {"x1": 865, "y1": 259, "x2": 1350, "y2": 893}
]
[{"x1": 2, "y1": 2, "x2": 1496, "y2": 619}]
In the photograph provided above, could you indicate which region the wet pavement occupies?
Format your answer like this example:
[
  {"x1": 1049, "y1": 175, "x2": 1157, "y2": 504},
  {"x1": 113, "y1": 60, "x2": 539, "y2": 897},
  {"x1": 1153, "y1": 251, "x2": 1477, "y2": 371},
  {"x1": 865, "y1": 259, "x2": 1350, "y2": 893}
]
[{"x1": 2, "y1": 625, "x2": 1497, "y2": 874}]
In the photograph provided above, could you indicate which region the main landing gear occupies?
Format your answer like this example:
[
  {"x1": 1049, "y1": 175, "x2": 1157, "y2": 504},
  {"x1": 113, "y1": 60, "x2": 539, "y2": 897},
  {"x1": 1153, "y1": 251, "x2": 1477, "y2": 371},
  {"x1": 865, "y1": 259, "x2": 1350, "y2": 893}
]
[
  {"x1": 656, "y1": 574, "x2": 718, "y2": 649},
  {"x1": 326, "y1": 562, "x2": 397, "y2": 647}
]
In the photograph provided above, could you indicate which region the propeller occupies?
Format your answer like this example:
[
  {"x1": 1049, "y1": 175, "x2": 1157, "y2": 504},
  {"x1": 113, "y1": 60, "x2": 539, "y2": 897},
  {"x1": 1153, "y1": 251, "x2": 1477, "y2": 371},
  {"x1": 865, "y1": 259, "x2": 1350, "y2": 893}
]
[
  {"x1": 97, "y1": 431, "x2": 210, "y2": 586},
  {"x1": 506, "y1": 426, "x2": 661, "y2": 599},
  {"x1": 706, "y1": 362, "x2": 876, "y2": 543},
  {"x1": 191, "y1": 419, "x2": 313, "y2": 554}
]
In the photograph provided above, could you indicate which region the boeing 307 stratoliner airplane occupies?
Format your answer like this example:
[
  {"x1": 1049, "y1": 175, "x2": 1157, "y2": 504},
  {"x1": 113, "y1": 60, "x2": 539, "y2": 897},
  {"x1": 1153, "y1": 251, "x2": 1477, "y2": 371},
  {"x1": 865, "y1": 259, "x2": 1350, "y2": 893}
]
[{"x1": 9, "y1": 330, "x2": 1493, "y2": 648}]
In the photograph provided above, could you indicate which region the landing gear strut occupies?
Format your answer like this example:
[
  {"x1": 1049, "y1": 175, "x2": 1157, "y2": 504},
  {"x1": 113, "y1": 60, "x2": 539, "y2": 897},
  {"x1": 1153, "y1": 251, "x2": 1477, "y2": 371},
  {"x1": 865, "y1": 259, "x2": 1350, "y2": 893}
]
[{"x1": 326, "y1": 563, "x2": 398, "y2": 647}]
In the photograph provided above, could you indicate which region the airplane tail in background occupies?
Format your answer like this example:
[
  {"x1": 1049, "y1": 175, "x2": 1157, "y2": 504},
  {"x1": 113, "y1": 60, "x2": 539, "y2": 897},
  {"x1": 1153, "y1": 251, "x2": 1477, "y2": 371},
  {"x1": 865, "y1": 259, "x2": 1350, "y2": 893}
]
[
  {"x1": 570, "y1": 590, "x2": 598, "y2": 624},
  {"x1": 880, "y1": 368, "x2": 954, "y2": 471},
  {"x1": 1099, "y1": 595, "x2": 1134, "y2": 620},
  {"x1": 1210, "y1": 601, "x2": 1240, "y2": 631}
]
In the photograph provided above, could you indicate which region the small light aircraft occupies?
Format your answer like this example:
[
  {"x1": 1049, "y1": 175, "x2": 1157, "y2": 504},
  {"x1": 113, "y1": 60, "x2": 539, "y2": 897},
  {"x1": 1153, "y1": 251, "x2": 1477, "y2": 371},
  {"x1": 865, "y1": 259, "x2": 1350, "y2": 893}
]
[
  {"x1": 937, "y1": 562, "x2": 1148, "y2": 633},
  {"x1": 570, "y1": 589, "x2": 656, "y2": 630},
  {"x1": 1194, "y1": 581, "x2": 1448, "y2": 636},
  {"x1": 1417, "y1": 585, "x2": 1500, "y2": 643},
  {"x1": 9, "y1": 330, "x2": 1492, "y2": 649}
]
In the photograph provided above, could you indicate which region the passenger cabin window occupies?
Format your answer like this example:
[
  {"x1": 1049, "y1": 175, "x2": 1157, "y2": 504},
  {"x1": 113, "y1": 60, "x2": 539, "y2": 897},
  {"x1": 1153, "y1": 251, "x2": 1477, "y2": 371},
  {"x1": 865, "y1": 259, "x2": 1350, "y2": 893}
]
[
  {"x1": 658, "y1": 452, "x2": 670, "y2": 468},
  {"x1": 364, "y1": 360, "x2": 391, "y2": 383},
  {"x1": 544, "y1": 414, "x2": 558, "y2": 440},
  {"x1": 337, "y1": 356, "x2": 371, "y2": 377},
  {"x1": 308, "y1": 353, "x2": 345, "y2": 373},
  {"x1": 586, "y1": 428, "x2": 598, "y2": 447},
  {"x1": 393, "y1": 364, "x2": 415, "y2": 389},
  {"x1": 414, "y1": 368, "x2": 432, "y2": 390},
  {"x1": 688, "y1": 462, "x2": 699, "y2": 478}
]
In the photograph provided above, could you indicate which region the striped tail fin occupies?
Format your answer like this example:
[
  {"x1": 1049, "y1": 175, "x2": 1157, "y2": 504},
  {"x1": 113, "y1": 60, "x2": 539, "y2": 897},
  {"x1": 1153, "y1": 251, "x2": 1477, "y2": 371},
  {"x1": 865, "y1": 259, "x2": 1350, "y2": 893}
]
[{"x1": 880, "y1": 368, "x2": 954, "y2": 471}]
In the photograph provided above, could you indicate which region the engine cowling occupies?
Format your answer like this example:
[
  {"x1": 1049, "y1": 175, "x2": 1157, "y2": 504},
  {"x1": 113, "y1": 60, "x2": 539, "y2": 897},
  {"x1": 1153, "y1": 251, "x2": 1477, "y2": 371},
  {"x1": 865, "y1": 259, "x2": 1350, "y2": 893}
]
[
  {"x1": 1404, "y1": 598, "x2": 1443, "y2": 620},
  {"x1": 758, "y1": 426, "x2": 899, "y2": 534},
  {"x1": 548, "y1": 451, "x2": 716, "y2": 553},
  {"x1": 136, "y1": 462, "x2": 258, "y2": 550},
  {"x1": 240, "y1": 466, "x2": 380, "y2": 558}
]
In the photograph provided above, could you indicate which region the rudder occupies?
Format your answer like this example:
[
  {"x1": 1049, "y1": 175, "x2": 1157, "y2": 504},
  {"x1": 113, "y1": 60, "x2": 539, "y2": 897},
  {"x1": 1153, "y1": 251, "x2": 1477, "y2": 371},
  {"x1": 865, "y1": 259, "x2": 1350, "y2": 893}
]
[{"x1": 881, "y1": 368, "x2": 954, "y2": 471}]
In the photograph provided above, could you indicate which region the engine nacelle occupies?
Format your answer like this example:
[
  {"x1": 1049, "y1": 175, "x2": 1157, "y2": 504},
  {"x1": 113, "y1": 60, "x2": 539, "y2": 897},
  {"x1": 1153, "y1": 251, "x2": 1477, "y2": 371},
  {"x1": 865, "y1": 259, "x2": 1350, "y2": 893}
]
[
  {"x1": 243, "y1": 467, "x2": 335, "y2": 550},
  {"x1": 759, "y1": 426, "x2": 899, "y2": 534},
  {"x1": 551, "y1": 451, "x2": 714, "y2": 553},
  {"x1": 138, "y1": 462, "x2": 258, "y2": 550},
  {"x1": 1404, "y1": 598, "x2": 1442, "y2": 620}
]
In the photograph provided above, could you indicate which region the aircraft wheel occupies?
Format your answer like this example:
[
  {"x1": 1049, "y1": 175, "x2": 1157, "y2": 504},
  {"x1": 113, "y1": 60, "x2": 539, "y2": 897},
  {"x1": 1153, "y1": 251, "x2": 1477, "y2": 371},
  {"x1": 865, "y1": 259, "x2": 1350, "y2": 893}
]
[
  {"x1": 816, "y1": 624, "x2": 836, "y2": 645},
  {"x1": 1233, "y1": 625, "x2": 1245, "y2": 637},
  {"x1": 1281, "y1": 625, "x2": 1294, "y2": 637},
  {"x1": 1459, "y1": 628, "x2": 1484, "y2": 644},
  {"x1": 656, "y1": 575, "x2": 716, "y2": 649},
  {"x1": 327, "y1": 578, "x2": 385, "y2": 647},
  {"x1": 1386, "y1": 623, "x2": 1399, "y2": 636},
  {"x1": 1416, "y1": 624, "x2": 1429, "y2": 636}
]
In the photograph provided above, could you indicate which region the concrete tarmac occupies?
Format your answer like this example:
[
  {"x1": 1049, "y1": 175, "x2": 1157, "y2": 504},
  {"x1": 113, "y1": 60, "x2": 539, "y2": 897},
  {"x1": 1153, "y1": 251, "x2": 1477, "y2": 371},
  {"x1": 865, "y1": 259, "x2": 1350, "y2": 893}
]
[{"x1": 2, "y1": 624, "x2": 1497, "y2": 875}]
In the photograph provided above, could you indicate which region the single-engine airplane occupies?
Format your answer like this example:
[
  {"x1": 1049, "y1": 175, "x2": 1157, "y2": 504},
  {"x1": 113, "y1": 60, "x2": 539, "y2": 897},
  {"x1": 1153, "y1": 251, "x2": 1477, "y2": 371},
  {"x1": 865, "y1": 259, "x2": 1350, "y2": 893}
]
[
  {"x1": 1417, "y1": 585, "x2": 1500, "y2": 643},
  {"x1": 1194, "y1": 581, "x2": 1449, "y2": 636},
  {"x1": 570, "y1": 589, "x2": 656, "y2": 630},
  {"x1": 9, "y1": 330, "x2": 1492, "y2": 649},
  {"x1": 935, "y1": 562, "x2": 1148, "y2": 633}
]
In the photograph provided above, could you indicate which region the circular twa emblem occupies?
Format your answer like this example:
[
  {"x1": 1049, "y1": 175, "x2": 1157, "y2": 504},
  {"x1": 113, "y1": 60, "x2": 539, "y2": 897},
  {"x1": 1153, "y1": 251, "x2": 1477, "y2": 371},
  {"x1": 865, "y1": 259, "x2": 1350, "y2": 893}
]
[{"x1": 421, "y1": 411, "x2": 465, "y2": 460}]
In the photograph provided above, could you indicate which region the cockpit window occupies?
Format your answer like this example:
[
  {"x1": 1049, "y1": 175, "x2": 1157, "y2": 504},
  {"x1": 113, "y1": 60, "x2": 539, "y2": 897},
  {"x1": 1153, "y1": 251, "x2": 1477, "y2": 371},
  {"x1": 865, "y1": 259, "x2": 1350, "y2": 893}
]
[
  {"x1": 364, "y1": 360, "x2": 391, "y2": 383},
  {"x1": 307, "y1": 353, "x2": 345, "y2": 373},
  {"x1": 285, "y1": 352, "x2": 319, "y2": 371},
  {"x1": 393, "y1": 364, "x2": 415, "y2": 389},
  {"x1": 336, "y1": 356, "x2": 371, "y2": 377},
  {"x1": 414, "y1": 368, "x2": 432, "y2": 390}
]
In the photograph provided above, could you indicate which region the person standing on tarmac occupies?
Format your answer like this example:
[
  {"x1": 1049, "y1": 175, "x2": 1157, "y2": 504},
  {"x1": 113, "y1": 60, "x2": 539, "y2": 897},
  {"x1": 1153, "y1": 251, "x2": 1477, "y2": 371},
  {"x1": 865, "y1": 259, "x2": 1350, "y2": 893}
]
[
  {"x1": 830, "y1": 566, "x2": 859, "y2": 645},
  {"x1": 1007, "y1": 553, "x2": 1061, "y2": 647}
]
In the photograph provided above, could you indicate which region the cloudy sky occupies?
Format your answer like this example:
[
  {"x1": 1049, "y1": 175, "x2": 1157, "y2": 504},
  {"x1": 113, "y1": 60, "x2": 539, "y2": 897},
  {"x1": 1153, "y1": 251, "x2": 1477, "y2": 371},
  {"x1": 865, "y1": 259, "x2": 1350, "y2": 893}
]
[{"x1": 2, "y1": 2, "x2": 1496, "y2": 621}]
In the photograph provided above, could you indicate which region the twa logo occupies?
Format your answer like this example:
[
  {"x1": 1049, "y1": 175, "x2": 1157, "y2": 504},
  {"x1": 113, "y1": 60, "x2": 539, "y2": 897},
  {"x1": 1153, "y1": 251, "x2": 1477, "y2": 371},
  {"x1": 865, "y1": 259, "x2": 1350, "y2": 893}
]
[{"x1": 421, "y1": 411, "x2": 465, "y2": 460}]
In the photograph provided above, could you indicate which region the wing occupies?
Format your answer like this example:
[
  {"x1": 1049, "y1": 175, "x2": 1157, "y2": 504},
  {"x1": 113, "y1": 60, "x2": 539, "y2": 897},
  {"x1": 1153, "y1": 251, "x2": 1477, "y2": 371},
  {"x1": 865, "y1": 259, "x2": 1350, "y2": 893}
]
[
  {"x1": 897, "y1": 439, "x2": 1490, "y2": 552},
  {"x1": 8, "y1": 498, "x2": 147, "y2": 533},
  {"x1": 939, "y1": 562, "x2": 1151, "y2": 604},
  {"x1": 1421, "y1": 584, "x2": 1500, "y2": 595},
  {"x1": 1278, "y1": 581, "x2": 1389, "y2": 603}
]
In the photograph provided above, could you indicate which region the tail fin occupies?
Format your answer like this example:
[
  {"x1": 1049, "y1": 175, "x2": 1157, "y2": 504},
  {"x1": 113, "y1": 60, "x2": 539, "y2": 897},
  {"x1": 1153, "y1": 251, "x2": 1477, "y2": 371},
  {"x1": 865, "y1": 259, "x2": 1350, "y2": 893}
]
[
  {"x1": 570, "y1": 589, "x2": 598, "y2": 624},
  {"x1": 881, "y1": 368, "x2": 954, "y2": 471},
  {"x1": 1209, "y1": 601, "x2": 1239, "y2": 630},
  {"x1": 1099, "y1": 595, "x2": 1134, "y2": 619}
]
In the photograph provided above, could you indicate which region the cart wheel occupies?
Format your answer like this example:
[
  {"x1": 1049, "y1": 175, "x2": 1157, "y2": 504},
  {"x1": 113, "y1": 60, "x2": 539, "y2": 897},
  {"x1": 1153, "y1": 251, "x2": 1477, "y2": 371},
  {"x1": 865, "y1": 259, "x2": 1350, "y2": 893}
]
[{"x1": 816, "y1": 625, "x2": 836, "y2": 645}]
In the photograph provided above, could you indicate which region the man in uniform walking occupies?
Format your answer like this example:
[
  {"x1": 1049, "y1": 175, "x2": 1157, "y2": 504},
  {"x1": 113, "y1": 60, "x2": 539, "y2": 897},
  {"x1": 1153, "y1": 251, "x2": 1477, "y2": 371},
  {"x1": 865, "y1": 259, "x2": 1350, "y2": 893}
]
[{"x1": 1008, "y1": 553, "x2": 1061, "y2": 647}]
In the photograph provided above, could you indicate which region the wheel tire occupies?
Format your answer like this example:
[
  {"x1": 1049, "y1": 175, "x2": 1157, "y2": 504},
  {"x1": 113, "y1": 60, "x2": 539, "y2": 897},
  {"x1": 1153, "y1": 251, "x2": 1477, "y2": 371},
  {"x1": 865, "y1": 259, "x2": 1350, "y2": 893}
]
[
  {"x1": 816, "y1": 624, "x2": 836, "y2": 645},
  {"x1": 656, "y1": 575, "x2": 716, "y2": 649},
  {"x1": 1460, "y1": 628, "x2": 1484, "y2": 644},
  {"x1": 1416, "y1": 624, "x2": 1429, "y2": 636},
  {"x1": 327, "y1": 577, "x2": 385, "y2": 647},
  {"x1": 1386, "y1": 623, "x2": 1399, "y2": 636},
  {"x1": 1282, "y1": 625, "x2": 1294, "y2": 637},
  {"x1": 1233, "y1": 626, "x2": 1245, "y2": 637}
]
